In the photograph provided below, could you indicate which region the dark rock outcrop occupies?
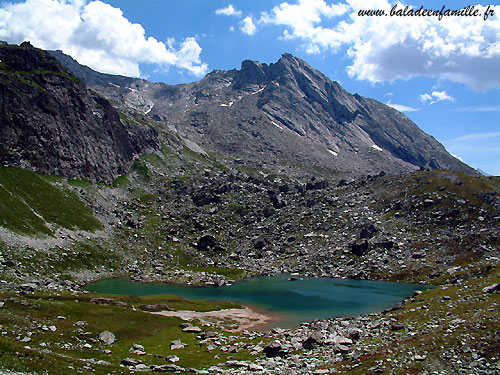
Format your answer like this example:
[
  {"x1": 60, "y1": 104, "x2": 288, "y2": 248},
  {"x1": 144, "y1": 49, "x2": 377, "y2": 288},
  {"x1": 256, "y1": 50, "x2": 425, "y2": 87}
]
[
  {"x1": 0, "y1": 42, "x2": 158, "y2": 184},
  {"x1": 197, "y1": 234, "x2": 218, "y2": 251}
]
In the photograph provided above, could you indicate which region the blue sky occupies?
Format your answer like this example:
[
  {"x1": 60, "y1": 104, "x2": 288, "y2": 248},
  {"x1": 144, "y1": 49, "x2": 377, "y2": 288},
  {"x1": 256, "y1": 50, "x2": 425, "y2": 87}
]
[{"x1": 1, "y1": 0, "x2": 499, "y2": 175}]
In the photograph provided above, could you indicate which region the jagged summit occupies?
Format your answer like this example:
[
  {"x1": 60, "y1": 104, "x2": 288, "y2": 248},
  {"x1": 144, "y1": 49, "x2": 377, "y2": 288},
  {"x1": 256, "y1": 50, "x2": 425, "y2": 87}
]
[{"x1": 47, "y1": 48, "x2": 477, "y2": 178}]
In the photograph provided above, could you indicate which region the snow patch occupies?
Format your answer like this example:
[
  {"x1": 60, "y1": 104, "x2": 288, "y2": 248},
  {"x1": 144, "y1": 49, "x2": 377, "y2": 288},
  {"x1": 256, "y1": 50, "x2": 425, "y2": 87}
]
[
  {"x1": 371, "y1": 144, "x2": 383, "y2": 152},
  {"x1": 251, "y1": 86, "x2": 266, "y2": 95},
  {"x1": 220, "y1": 101, "x2": 234, "y2": 107},
  {"x1": 328, "y1": 149, "x2": 338, "y2": 156},
  {"x1": 144, "y1": 104, "x2": 154, "y2": 115},
  {"x1": 108, "y1": 82, "x2": 120, "y2": 88},
  {"x1": 272, "y1": 121, "x2": 283, "y2": 130}
]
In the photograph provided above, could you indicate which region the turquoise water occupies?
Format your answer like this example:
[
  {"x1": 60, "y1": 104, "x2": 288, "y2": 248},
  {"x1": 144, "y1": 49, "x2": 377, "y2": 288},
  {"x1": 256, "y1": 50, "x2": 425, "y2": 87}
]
[{"x1": 86, "y1": 274, "x2": 429, "y2": 328}]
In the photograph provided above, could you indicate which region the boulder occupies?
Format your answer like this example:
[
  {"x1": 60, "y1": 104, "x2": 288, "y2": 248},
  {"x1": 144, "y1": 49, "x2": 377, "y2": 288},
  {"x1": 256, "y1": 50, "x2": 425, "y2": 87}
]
[
  {"x1": 350, "y1": 239, "x2": 370, "y2": 256},
  {"x1": 170, "y1": 340, "x2": 186, "y2": 350},
  {"x1": 252, "y1": 237, "x2": 267, "y2": 250},
  {"x1": 121, "y1": 358, "x2": 142, "y2": 367},
  {"x1": 19, "y1": 283, "x2": 37, "y2": 292},
  {"x1": 98, "y1": 330, "x2": 116, "y2": 345},
  {"x1": 192, "y1": 191, "x2": 221, "y2": 207},
  {"x1": 360, "y1": 223, "x2": 377, "y2": 239},
  {"x1": 483, "y1": 284, "x2": 500, "y2": 293},
  {"x1": 197, "y1": 235, "x2": 218, "y2": 251},
  {"x1": 270, "y1": 193, "x2": 286, "y2": 209},
  {"x1": 263, "y1": 341, "x2": 287, "y2": 358},
  {"x1": 306, "y1": 179, "x2": 329, "y2": 191},
  {"x1": 182, "y1": 326, "x2": 202, "y2": 333},
  {"x1": 335, "y1": 344, "x2": 350, "y2": 353},
  {"x1": 151, "y1": 364, "x2": 185, "y2": 372},
  {"x1": 302, "y1": 332, "x2": 324, "y2": 349},
  {"x1": 130, "y1": 343, "x2": 146, "y2": 355}
]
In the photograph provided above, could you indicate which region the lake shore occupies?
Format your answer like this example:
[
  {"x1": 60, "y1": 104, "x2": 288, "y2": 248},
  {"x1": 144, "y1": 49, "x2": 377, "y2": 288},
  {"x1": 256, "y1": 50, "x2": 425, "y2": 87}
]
[{"x1": 151, "y1": 305, "x2": 280, "y2": 332}]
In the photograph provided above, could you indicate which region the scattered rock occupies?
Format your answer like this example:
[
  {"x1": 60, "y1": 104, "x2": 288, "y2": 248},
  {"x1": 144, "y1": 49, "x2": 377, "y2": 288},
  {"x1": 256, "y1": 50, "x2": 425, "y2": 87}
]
[
  {"x1": 166, "y1": 355, "x2": 180, "y2": 363},
  {"x1": 170, "y1": 340, "x2": 186, "y2": 350},
  {"x1": 483, "y1": 284, "x2": 500, "y2": 293},
  {"x1": 130, "y1": 343, "x2": 146, "y2": 355},
  {"x1": 302, "y1": 332, "x2": 324, "y2": 349},
  {"x1": 121, "y1": 358, "x2": 142, "y2": 367},
  {"x1": 350, "y1": 239, "x2": 370, "y2": 256},
  {"x1": 360, "y1": 223, "x2": 377, "y2": 239},
  {"x1": 252, "y1": 237, "x2": 268, "y2": 250},
  {"x1": 182, "y1": 326, "x2": 202, "y2": 333},
  {"x1": 413, "y1": 354, "x2": 427, "y2": 361},
  {"x1": 263, "y1": 341, "x2": 287, "y2": 358},
  {"x1": 99, "y1": 330, "x2": 116, "y2": 345},
  {"x1": 197, "y1": 235, "x2": 218, "y2": 251}
]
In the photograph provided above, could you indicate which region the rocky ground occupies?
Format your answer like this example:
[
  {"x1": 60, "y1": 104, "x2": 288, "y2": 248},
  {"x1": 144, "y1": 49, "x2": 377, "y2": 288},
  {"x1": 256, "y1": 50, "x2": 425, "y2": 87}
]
[
  {"x1": 0, "y1": 140, "x2": 499, "y2": 374},
  {"x1": 1, "y1": 41, "x2": 498, "y2": 375}
]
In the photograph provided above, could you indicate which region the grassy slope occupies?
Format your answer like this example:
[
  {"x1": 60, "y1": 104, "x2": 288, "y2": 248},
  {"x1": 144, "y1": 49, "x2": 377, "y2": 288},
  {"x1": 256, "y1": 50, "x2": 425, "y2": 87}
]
[
  {"x1": 0, "y1": 292, "x2": 263, "y2": 374},
  {"x1": 0, "y1": 166, "x2": 102, "y2": 235}
]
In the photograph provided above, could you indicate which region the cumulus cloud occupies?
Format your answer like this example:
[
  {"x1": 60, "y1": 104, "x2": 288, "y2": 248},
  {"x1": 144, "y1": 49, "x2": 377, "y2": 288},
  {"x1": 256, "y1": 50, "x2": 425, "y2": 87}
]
[
  {"x1": 240, "y1": 16, "x2": 256, "y2": 35},
  {"x1": 419, "y1": 90, "x2": 455, "y2": 105},
  {"x1": 254, "y1": 0, "x2": 500, "y2": 90},
  {"x1": 386, "y1": 101, "x2": 419, "y2": 112},
  {"x1": 0, "y1": 0, "x2": 208, "y2": 78},
  {"x1": 260, "y1": 0, "x2": 349, "y2": 52},
  {"x1": 215, "y1": 4, "x2": 242, "y2": 17}
]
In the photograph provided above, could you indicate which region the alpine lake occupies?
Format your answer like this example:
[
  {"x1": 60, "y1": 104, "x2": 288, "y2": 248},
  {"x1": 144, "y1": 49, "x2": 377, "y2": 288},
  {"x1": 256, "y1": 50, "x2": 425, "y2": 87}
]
[{"x1": 86, "y1": 274, "x2": 431, "y2": 329}]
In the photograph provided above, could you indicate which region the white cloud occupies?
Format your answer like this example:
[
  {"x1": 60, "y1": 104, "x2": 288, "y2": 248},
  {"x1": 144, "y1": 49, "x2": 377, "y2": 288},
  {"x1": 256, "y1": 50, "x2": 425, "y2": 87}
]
[
  {"x1": 240, "y1": 16, "x2": 256, "y2": 35},
  {"x1": 215, "y1": 4, "x2": 242, "y2": 17},
  {"x1": 386, "y1": 101, "x2": 419, "y2": 112},
  {"x1": 457, "y1": 105, "x2": 500, "y2": 112},
  {"x1": 431, "y1": 91, "x2": 454, "y2": 102},
  {"x1": 419, "y1": 93, "x2": 433, "y2": 102},
  {"x1": 255, "y1": 0, "x2": 500, "y2": 91},
  {"x1": 447, "y1": 132, "x2": 500, "y2": 143},
  {"x1": 419, "y1": 90, "x2": 454, "y2": 105},
  {"x1": 260, "y1": 0, "x2": 349, "y2": 52},
  {"x1": 0, "y1": 0, "x2": 208, "y2": 78}
]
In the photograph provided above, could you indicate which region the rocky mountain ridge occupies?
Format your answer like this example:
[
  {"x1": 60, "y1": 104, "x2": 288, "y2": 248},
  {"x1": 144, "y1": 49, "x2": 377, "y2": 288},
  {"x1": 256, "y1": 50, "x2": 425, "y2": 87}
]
[
  {"x1": 50, "y1": 50, "x2": 477, "y2": 179},
  {"x1": 0, "y1": 42, "x2": 158, "y2": 184}
]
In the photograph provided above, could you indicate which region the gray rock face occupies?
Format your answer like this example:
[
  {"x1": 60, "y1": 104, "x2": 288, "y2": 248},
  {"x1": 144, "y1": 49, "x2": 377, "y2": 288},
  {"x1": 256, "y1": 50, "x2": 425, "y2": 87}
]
[
  {"x1": 53, "y1": 50, "x2": 478, "y2": 178},
  {"x1": 0, "y1": 42, "x2": 158, "y2": 184}
]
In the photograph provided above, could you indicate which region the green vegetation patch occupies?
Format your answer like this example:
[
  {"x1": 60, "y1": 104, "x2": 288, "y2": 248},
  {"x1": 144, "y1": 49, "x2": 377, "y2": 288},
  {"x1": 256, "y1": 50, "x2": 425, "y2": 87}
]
[
  {"x1": 0, "y1": 292, "x2": 257, "y2": 374},
  {"x1": 0, "y1": 166, "x2": 101, "y2": 235},
  {"x1": 111, "y1": 175, "x2": 130, "y2": 188},
  {"x1": 185, "y1": 266, "x2": 246, "y2": 280},
  {"x1": 130, "y1": 158, "x2": 150, "y2": 182}
]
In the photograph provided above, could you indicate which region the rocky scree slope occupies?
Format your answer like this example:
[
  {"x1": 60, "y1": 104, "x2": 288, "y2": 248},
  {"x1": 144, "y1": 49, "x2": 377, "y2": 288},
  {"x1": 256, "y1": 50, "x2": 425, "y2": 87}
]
[
  {"x1": 0, "y1": 42, "x2": 158, "y2": 184},
  {"x1": 51, "y1": 50, "x2": 477, "y2": 178},
  {"x1": 0, "y1": 149, "x2": 498, "y2": 374}
]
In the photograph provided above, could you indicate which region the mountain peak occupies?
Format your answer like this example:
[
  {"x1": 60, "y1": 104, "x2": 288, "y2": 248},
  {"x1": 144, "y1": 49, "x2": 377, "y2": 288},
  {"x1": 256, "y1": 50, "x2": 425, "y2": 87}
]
[
  {"x1": 277, "y1": 52, "x2": 303, "y2": 66},
  {"x1": 46, "y1": 45, "x2": 477, "y2": 178},
  {"x1": 234, "y1": 53, "x2": 314, "y2": 89}
]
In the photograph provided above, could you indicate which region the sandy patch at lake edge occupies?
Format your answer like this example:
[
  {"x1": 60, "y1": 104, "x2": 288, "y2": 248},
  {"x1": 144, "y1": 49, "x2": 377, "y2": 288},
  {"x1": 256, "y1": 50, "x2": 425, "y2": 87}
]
[{"x1": 151, "y1": 306, "x2": 276, "y2": 332}]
